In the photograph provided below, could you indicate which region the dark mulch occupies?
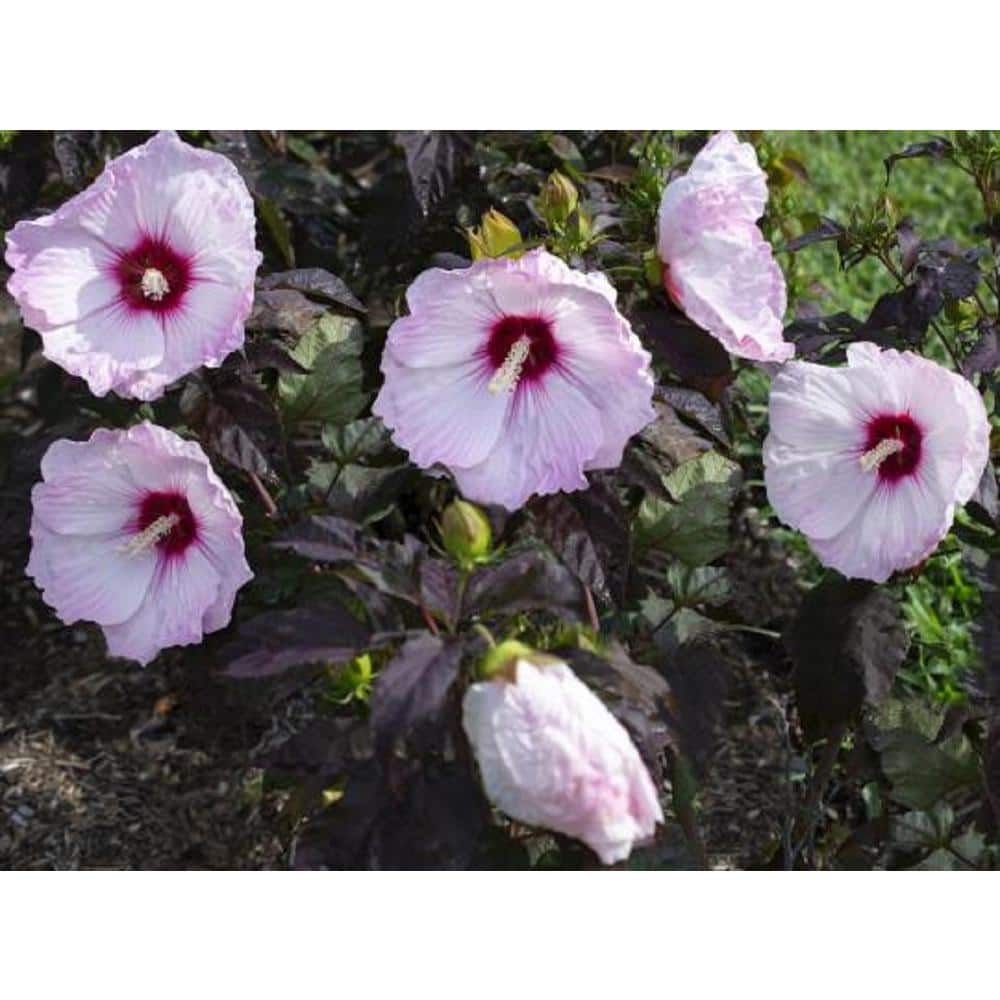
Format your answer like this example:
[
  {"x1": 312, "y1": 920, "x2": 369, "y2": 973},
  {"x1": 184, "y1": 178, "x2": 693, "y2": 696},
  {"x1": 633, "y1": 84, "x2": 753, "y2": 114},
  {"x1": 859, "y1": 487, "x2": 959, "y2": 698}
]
[
  {"x1": 0, "y1": 497, "x2": 802, "y2": 870},
  {"x1": 0, "y1": 552, "x2": 296, "y2": 869}
]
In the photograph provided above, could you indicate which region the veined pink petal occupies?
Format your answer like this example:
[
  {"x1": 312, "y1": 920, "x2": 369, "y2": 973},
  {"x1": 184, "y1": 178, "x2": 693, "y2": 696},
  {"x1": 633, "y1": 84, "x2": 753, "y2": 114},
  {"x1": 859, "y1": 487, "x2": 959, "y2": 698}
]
[
  {"x1": 5, "y1": 130, "x2": 260, "y2": 400},
  {"x1": 462, "y1": 657, "x2": 663, "y2": 865},
  {"x1": 373, "y1": 352, "x2": 509, "y2": 470},
  {"x1": 27, "y1": 423, "x2": 252, "y2": 665},
  {"x1": 41, "y1": 303, "x2": 165, "y2": 398},
  {"x1": 373, "y1": 249, "x2": 655, "y2": 510},
  {"x1": 27, "y1": 521, "x2": 157, "y2": 627},
  {"x1": 102, "y1": 546, "x2": 222, "y2": 665},
  {"x1": 657, "y1": 131, "x2": 792, "y2": 363},
  {"x1": 764, "y1": 342, "x2": 990, "y2": 581},
  {"x1": 452, "y1": 374, "x2": 605, "y2": 511}
]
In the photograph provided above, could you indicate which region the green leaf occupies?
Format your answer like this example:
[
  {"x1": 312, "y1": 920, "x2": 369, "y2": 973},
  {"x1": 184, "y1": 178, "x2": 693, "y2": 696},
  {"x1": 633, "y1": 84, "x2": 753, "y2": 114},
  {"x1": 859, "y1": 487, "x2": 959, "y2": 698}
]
[
  {"x1": 307, "y1": 417, "x2": 413, "y2": 524},
  {"x1": 278, "y1": 314, "x2": 369, "y2": 425},
  {"x1": 663, "y1": 449, "x2": 741, "y2": 501},
  {"x1": 256, "y1": 194, "x2": 295, "y2": 268},
  {"x1": 636, "y1": 451, "x2": 741, "y2": 566},
  {"x1": 879, "y1": 728, "x2": 979, "y2": 810}
]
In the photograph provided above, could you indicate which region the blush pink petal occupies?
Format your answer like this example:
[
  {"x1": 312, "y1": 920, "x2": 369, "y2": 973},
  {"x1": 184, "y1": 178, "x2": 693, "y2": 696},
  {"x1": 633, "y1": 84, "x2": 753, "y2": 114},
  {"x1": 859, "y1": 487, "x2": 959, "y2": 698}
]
[
  {"x1": 764, "y1": 342, "x2": 990, "y2": 582},
  {"x1": 27, "y1": 423, "x2": 252, "y2": 665},
  {"x1": 462, "y1": 657, "x2": 663, "y2": 865},
  {"x1": 27, "y1": 521, "x2": 158, "y2": 626},
  {"x1": 101, "y1": 546, "x2": 221, "y2": 664},
  {"x1": 373, "y1": 351, "x2": 509, "y2": 469},
  {"x1": 5, "y1": 130, "x2": 260, "y2": 400},
  {"x1": 374, "y1": 249, "x2": 655, "y2": 511},
  {"x1": 452, "y1": 375, "x2": 605, "y2": 511},
  {"x1": 657, "y1": 131, "x2": 792, "y2": 363}
]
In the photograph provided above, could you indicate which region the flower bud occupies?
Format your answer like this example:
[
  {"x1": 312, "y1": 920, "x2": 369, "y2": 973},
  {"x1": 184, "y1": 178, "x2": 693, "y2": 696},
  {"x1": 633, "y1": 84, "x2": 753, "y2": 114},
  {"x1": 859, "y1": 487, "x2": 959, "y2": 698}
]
[
  {"x1": 440, "y1": 498, "x2": 492, "y2": 567},
  {"x1": 462, "y1": 652, "x2": 663, "y2": 864},
  {"x1": 537, "y1": 171, "x2": 579, "y2": 229},
  {"x1": 466, "y1": 209, "x2": 523, "y2": 260}
]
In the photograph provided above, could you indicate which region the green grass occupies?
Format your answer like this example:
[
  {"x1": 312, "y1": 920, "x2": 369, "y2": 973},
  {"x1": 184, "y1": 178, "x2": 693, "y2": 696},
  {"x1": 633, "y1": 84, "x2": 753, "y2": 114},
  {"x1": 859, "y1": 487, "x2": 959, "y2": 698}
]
[{"x1": 764, "y1": 130, "x2": 983, "y2": 316}]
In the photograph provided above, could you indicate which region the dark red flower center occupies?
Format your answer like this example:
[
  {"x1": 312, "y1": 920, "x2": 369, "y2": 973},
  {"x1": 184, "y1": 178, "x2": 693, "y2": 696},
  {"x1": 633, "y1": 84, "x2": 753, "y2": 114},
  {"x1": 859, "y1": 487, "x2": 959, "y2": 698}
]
[
  {"x1": 137, "y1": 491, "x2": 198, "y2": 557},
  {"x1": 484, "y1": 314, "x2": 559, "y2": 389},
  {"x1": 115, "y1": 236, "x2": 192, "y2": 314},
  {"x1": 863, "y1": 413, "x2": 923, "y2": 482}
]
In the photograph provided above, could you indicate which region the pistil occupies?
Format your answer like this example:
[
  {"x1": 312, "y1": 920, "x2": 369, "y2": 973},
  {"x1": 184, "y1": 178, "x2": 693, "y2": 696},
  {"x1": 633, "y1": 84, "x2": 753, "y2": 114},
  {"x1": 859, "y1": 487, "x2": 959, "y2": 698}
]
[
  {"x1": 119, "y1": 513, "x2": 179, "y2": 556},
  {"x1": 140, "y1": 267, "x2": 170, "y2": 301},
  {"x1": 859, "y1": 437, "x2": 905, "y2": 472},
  {"x1": 488, "y1": 335, "x2": 531, "y2": 394}
]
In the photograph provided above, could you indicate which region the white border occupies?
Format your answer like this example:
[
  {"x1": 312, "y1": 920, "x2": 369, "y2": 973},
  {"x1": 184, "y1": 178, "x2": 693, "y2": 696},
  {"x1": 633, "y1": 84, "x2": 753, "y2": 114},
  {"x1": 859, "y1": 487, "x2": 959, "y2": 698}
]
[
  {"x1": 4, "y1": 2, "x2": 998, "y2": 125},
  {"x1": 0, "y1": 875, "x2": 994, "y2": 997}
]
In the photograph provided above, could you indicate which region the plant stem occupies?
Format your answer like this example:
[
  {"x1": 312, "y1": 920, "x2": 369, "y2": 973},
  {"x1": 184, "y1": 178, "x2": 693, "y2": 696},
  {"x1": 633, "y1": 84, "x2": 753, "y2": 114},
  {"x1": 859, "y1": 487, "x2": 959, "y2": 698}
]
[{"x1": 790, "y1": 722, "x2": 847, "y2": 868}]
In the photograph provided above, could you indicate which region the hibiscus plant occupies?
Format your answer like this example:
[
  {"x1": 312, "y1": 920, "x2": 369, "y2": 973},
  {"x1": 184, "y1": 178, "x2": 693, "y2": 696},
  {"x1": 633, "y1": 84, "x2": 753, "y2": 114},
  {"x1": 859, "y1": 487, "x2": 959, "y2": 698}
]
[{"x1": 0, "y1": 130, "x2": 997, "y2": 869}]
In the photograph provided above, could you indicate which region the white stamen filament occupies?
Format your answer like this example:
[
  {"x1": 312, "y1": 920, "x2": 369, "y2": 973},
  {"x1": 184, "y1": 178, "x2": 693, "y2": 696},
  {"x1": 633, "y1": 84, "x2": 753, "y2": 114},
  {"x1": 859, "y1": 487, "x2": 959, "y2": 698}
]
[
  {"x1": 488, "y1": 336, "x2": 531, "y2": 395},
  {"x1": 859, "y1": 437, "x2": 905, "y2": 472},
  {"x1": 118, "y1": 513, "x2": 179, "y2": 556},
  {"x1": 140, "y1": 267, "x2": 170, "y2": 301}
]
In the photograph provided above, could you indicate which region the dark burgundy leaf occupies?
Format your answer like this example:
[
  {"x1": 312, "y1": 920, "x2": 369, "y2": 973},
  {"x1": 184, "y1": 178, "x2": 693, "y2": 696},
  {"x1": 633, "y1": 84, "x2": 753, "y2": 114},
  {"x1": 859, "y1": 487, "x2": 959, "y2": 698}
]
[
  {"x1": 634, "y1": 308, "x2": 732, "y2": 384},
  {"x1": 246, "y1": 288, "x2": 326, "y2": 335},
  {"x1": 419, "y1": 558, "x2": 463, "y2": 632},
  {"x1": 884, "y1": 137, "x2": 953, "y2": 179},
  {"x1": 780, "y1": 217, "x2": 845, "y2": 253},
  {"x1": 659, "y1": 642, "x2": 730, "y2": 774},
  {"x1": 963, "y1": 322, "x2": 999, "y2": 376},
  {"x1": 659, "y1": 386, "x2": 730, "y2": 446},
  {"x1": 968, "y1": 464, "x2": 998, "y2": 527},
  {"x1": 372, "y1": 764, "x2": 489, "y2": 870},
  {"x1": 222, "y1": 604, "x2": 371, "y2": 678},
  {"x1": 562, "y1": 644, "x2": 674, "y2": 776},
  {"x1": 785, "y1": 577, "x2": 909, "y2": 741},
  {"x1": 396, "y1": 131, "x2": 462, "y2": 216},
  {"x1": 258, "y1": 268, "x2": 366, "y2": 313},
  {"x1": 965, "y1": 552, "x2": 999, "y2": 693},
  {"x1": 371, "y1": 634, "x2": 463, "y2": 758},
  {"x1": 985, "y1": 715, "x2": 1000, "y2": 828},
  {"x1": 784, "y1": 311, "x2": 863, "y2": 359},
  {"x1": 273, "y1": 515, "x2": 363, "y2": 563},
  {"x1": 463, "y1": 549, "x2": 587, "y2": 622},
  {"x1": 261, "y1": 716, "x2": 372, "y2": 780},
  {"x1": 896, "y1": 218, "x2": 922, "y2": 275},
  {"x1": 244, "y1": 340, "x2": 311, "y2": 375},
  {"x1": 180, "y1": 370, "x2": 287, "y2": 479},
  {"x1": 292, "y1": 770, "x2": 381, "y2": 870},
  {"x1": 531, "y1": 480, "x2": 631, "y2": 605}
]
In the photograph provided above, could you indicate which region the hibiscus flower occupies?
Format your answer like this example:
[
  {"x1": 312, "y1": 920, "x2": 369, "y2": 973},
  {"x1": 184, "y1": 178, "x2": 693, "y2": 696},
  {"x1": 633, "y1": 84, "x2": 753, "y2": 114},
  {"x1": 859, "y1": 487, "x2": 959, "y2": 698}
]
[
  {"x1": 462, "y1": 644, "x2": 663, "y2": 864},
  {"x1": 373, "y1": 249, "x2": 655, "y2": 511},
  {"x1": 28, "y1": 422, "x2": 253, "y2": 664},
  {"x1": 6, "y1": 130, "x2": 260, "y2": 400},
  {"x1": 764, "y1": 342, "x2": 990, "y2": 582},
  {"x1": 657, "y1": 130, "x2": 793, "y2": 363}
]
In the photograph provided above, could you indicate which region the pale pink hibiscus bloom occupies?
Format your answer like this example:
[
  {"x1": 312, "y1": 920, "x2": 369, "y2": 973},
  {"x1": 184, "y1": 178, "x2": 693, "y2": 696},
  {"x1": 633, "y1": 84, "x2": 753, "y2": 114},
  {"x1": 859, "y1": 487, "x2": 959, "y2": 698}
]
[
  {"x1": 5, "y1": 130, "x2": 260, "y2": 400},
  {"x1": 373, "y1": 249, "x2": 655, "y2": 511},
  {"x1": 462, "y1": 651, "x2": 663, "y2": 865},
  {"x1": 657, "y1": 130, "x2": 793, "y2": 363},
  {"x1": 764, "y1": 343, "x2": 989, "y2": 583},
  {"x1": 28, "y1": 423, "x2": 253, "y2": 665}
]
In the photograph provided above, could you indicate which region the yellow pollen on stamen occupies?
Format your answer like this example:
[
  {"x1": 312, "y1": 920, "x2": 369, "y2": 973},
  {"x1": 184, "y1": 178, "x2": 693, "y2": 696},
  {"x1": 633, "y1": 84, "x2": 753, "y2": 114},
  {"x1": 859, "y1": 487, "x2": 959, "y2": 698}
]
[
  {"x1": 488, "y1": 335, "x2": 532, "y2": 395},
  {"x1": 118, "y1": 513, "x2": 180, "y2": 556},
  {"x1": 859, "y1": 437, "x2": 905, "y2": 472},
  {"x1": 140, "y1": 267, "x2": 170, "y2": 301}
]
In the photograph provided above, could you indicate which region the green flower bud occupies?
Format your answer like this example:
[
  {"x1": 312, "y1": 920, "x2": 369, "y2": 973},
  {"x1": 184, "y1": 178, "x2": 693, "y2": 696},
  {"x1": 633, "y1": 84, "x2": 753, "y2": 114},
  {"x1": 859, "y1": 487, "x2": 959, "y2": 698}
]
[
  {"x1": 537, "y1": 171, "x2": 579, "y2": 229},
  {"x1": 441, "y1": 498, "x2": 492, "y2": 566},
  {"x1": 479, "y1": 639, "x2": 558, "y2": 681},
  {"x1": 466, "y1": 209, "x2": 523, "y2": 260}
]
